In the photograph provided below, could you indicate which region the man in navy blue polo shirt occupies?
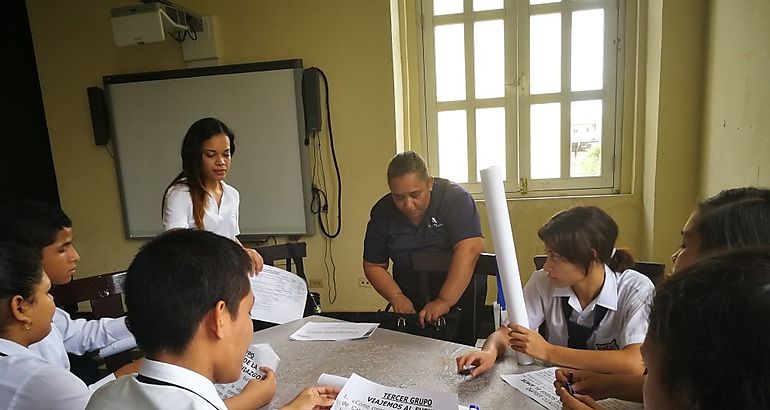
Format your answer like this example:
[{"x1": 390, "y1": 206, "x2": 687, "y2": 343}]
[{"x1": 363, "y1": 151, "x2": 485, "y2": 334}]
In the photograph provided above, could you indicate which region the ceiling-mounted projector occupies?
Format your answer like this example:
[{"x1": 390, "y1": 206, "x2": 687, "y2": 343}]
[{"x1": 110, "y1": 1, "x2": 203, "y2": 47}]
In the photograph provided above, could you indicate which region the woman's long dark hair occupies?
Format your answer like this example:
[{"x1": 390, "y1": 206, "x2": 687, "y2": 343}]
[
  {"x1": 538, "y1": 206, "x2": 634, "y2": 274},
  {"x1": 162, "y1": 118, "x2": 236, "y2": 230}
]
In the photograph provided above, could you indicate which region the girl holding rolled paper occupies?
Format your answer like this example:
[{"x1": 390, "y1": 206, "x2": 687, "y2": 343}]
[{"x1": 457, "y1": 206, "x2": 653, "y2": 377}]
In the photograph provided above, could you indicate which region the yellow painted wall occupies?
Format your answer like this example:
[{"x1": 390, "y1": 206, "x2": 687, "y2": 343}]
[
  {"x1": 26, "y1": 0, "x2": 728, "y2": 313},
  {"x1": 700, "y1": 0, "x2": 770, "y2": 197}
]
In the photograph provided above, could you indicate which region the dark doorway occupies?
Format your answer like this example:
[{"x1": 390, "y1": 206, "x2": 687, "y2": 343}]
[{"x1": 1, "y1": 0, "x2": 60, "y2": 206}]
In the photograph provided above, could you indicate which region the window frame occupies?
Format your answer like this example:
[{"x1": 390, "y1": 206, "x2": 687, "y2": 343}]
[{"x1": 419, "y1": 0, "x2": 625, "y2": 197}]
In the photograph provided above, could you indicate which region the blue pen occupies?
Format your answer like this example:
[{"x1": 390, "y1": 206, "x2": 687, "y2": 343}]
[{"x1": 563, "y1": 372, "x2": 575, "y2": 396}]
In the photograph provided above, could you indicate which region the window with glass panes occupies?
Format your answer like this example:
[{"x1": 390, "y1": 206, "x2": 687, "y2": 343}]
[{"x1": 422, "y1": 0, "x2": 622, "y2": 195}]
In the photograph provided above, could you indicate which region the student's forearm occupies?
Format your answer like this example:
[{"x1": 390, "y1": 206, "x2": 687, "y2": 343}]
[
  {"x1": 545, "y1": 344, "x2": 645, "y2": 374},
  {"x1": 481, "y1": 326, "x2": 510, "y2": 360},
  {"x1": 363, "y1": 262, "x2": 401, "y2": 303},
  {"x1": 438, "y1": 238, "x2": 483, "y2": 305},
  {"x1": 605, "y1": 374, "x2": 646, "y2": 402}
]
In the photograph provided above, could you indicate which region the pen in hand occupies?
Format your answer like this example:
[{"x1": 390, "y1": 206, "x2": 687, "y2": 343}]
[{"x1": 563, "y1": 372, "x2": 575, "y2": 396}]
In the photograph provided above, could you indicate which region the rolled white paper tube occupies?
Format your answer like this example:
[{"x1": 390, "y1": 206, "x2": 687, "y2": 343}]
[{"x1": 480, "y1": 166, "x2": 533, "y2": 365}]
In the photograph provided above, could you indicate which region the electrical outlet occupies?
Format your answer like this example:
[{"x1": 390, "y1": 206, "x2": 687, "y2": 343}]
[
  {"x1": 358, "y1": 276, "x2": 372, "y2": 288},
  {"x1": 308, "y1": 278, "x2": 324, "y2": 288}
]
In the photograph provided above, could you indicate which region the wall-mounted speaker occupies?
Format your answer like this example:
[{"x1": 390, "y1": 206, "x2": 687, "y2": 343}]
[
  {"x1": 87, "y1": 87, "x2": 110, "y2": 145},
  {"x1": 302, "y1": 68, "x2": 322, "y2": 134}
]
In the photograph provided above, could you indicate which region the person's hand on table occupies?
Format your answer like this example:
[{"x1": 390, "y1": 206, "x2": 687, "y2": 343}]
[
  {"x1": 280, "y1": 385, "x2": 340, "y2": 410},
  {"x1": 391, "y1": 293, "x2": 416, "y2": 314},
  {"x1": 558, "y1": 386, "x2": 603, "y2": 409},
  {"x1": 418, "y1": 298, "x2": 450, "y2": 327},
  {"x1": 455, "y1": 350, "x2": 496, "y2": 378},
  {"x1": 227, "y1": 367, "x2": 276, "y2": 409},
  {"x1": 554, "y1": 369, "x2": 613, "y2": 401}
]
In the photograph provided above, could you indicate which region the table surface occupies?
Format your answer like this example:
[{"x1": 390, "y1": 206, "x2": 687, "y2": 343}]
[{"x1": 254, "y1": 316, "x2": 547, "y2": 409}]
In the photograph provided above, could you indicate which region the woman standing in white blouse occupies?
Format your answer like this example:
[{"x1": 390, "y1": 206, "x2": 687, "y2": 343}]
[
  {"x1": 0, "y1": 242, "x2": 90, "y2": 409},
  {"x1": 162, "y1": 117, "x2": 263, "y2": 273}
]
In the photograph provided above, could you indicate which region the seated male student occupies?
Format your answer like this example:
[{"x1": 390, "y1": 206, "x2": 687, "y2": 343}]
[
  {"x1": 0, "y1": 200, "x2": 139, "y2": 388},
  {"x1": 363, "y1": 151, "x2": 485, "y2": 342},
  {"x1": 87, "y1": 229, "x2": 339, "y2": 410}
]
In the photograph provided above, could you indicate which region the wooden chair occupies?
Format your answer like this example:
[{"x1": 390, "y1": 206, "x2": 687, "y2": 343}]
[
  {"x1": 252, "y1": 242, "x2": 317, "y2": 330},
  {"x1": 410, "y1": 251, "x2": 498, "y2": 344},
  {"x1": 533, "y1": 255, "x2": 665, "y2": 284},
  {"x1": 50, "y1": 270, "x2": 135, "y2": 373}
]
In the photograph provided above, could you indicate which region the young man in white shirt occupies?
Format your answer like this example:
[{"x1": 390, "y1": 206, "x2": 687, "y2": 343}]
[
  {"x1": 87, "y1": 229, "x2": 338, "y2": 410},
  {"x1": 0, "y1": 200, "x2": 139, "y2": 390}
]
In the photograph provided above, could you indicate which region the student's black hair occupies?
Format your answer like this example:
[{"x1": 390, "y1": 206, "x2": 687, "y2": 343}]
[
  {"x1": 537, "y1": 206, "x2": 634, "y2": 274},
  {"x1": 0, "y1": 200, "x2": 72, "y2": 255},
  {"x1": 387, "y1": 151, "x2": 430, "y2": 182},
  {"x1": 647, "y1": 247, "x2": 770, "y2": 409},
  {"x1": 162, "y1": 117, "x2": 236, "y2": 230},
  {"x1": 695, "y1": 187, "x2": 770, "y2": 252},
  {"x1": 0, "y1": 242, "x2": 44, "y2": 328},
  {"x1": 125, "y1": 229, "x2": 251, "y2": 356}
]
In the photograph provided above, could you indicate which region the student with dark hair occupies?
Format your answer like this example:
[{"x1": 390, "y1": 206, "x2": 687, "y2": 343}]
[
  {"x1": 162, "y1": 117, "x2": 263, "y2": 273},
  {"x1": 0, "y1": 200, "x2": 138, "y2": 390},
  {"x1": 554, "y1": 186, "x2": 770, "y2": 404},
  {"x1": 86, "y1": 230, "x2": 339, "y2": 410},
  {"x1": 0, "y1": 242, "x2": 92, "y2": 409},
  {"x1": 363, "y1": 151, "x2": 485, "y2": 338},
  {"x1": 560, "y1": 248, "x2": 770, "y2": 409},
  {"x1": 457, "y1": 206, "x2": 653, "y2": 376}
]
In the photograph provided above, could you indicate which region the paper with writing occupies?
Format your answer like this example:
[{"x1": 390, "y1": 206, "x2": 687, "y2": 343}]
[
  {"x1": 250, "y1": 265, "x2": 307, "y2": 324},
  {"x1": 331, "y1": 373, "x2": 458, "y2": 410},
  {"x1": 289, "y1": 322, "x2": 379, "y2": 341},
  {"x1": 215, "y1": 343, "x2": 280, "y2": 399}
]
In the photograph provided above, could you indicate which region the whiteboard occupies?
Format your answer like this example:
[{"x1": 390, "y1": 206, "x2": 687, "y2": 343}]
[{"x1": 104, "y1": 60, "x2": 314, "y2": 238}]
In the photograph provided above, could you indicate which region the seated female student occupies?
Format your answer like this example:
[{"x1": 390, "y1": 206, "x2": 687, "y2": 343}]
[
  {"x1": 559, "y1": 248, "x2": 770, "y2": 409},
  {"x1": 553, "y1": 186, "x2": 770, "y2": 403},
  {"x1": 0, "y1": 242, "x2": 91, "y2": 409},
  {"x1": 162, "y1": 117, "x2": 263, "y2": 273},
  {"x1": 457, "y1": 206, "x2": 654, "y2": 376},
  {"x1": 86, "y1": 230, "x2": 338, "y2": 410}
]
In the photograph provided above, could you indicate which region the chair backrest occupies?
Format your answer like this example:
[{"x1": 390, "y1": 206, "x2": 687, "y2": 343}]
[
  {"x1": 532, "y1": 255, "x2": 665, "y2": 284},
  {"x1": 50, "y1": 270, "x2": 133, "y2": 372},
  {"x1": 255, "y1": 242, "x2": 307, "y2": 280}
]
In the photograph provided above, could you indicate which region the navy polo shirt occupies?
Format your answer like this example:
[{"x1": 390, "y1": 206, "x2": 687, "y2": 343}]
[{"x1": 363, "y1": 178, "x2": 483, "y2": 307}]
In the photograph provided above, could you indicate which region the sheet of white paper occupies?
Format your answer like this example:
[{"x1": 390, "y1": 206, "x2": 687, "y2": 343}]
[
  {"x1": 215, "y1": 343, "x2": 281, "y2": 399},
  {"x1": 502, "y1": 367, "x2": 643, "y2": 410},
  {"x1": 289, "y1": 322, "x2": 379, "y2": 341},
  {"x1": 97, "y1": 335, "x2": 137, "y2": 358},
  {"x1": 319, "y1": 374, "x2": 470, "y2": 410},
  {"x1": 331, "y1": 373, "x2": 458, "y2": 410},
  {"x1": 250, "y1": 265, "x2": 307, "y2": 324},
  {"x1": 481, "y1": 166, "x2": 533, "y2": 365}
]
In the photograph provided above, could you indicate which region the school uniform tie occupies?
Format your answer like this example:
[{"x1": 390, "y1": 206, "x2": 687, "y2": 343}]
[{"x1": 560, "y1": 297, "x2": 608, "y2": 350}]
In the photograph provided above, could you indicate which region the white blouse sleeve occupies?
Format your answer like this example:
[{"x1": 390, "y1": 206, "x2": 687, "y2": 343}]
[
  {"x1": 523, "y1": 270, "x2": 547, "y2": 330},
  {"x1": 16, "y1": 362, "x2": 92, "y2": 409},
  {"x1": 52, "y1": 308, "x2": 133, "y2": 356},
  {"x1": 163, "y1": 185, "x2": 193, "y2": 231}
]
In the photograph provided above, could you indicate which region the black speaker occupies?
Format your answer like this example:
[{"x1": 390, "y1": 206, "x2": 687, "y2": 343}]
[
  {"x1": 87, "y1": 87, "x2": 110, "y2": 145},
  {"x1": 302, "y1": 68, "x2": 322, "y2": 134}
]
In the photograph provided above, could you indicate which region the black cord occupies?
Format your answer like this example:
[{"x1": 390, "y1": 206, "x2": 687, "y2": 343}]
[{"x1": 306, "y1": 67, "x2": 342, "y2": 239}]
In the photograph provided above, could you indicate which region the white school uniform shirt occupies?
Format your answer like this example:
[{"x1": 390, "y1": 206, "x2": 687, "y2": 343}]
[
  {"x1": 163, "y1": 181, "x2": 241, "y2": 240},
  {"x1": 29, "y1": 308, "x2": 134, "y2": 390},
  {"x1": 523, "y1": 264, "x2": 654, "y2": 350},
  {"x1": 0, "y1": 337, "x2": 91, "y2": 410},
  {"x1": 86, "y1": 359, "x2": 227, "y2": 410}
]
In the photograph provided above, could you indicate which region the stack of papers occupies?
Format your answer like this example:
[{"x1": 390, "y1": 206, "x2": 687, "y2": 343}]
[
  {"x1": 289, "y1": 322, "x2": 379, "y2": 341},
  {"x1": 330, "y1": 373, "x2": 458, "y2": 410}
]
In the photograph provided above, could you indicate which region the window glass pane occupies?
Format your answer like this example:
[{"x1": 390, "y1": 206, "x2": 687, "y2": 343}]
[
  {"x1": 476, "y1": 108, "x2": 506, "y2": 180},
  {"x1": 530, "y1": 0, "x2": 560, "y2": 6},
  {"x1": 434, "y1": 0, "x2": 463, "y2": 16},
  {"x1": 474, "y1": 20, "x2": 505, "y2": 99},
  {"x1": 570, "y1": 100, "x2": 602, "y2": 177},
  {"x1": 530, "y1": 13, "x2": 561, "y2": 94},
  {"x1": 474, "y1": 0, "x2": 503, "y2": 11},
  {"x1": 438, "y1": 110, "x2": 469, "y2": 182},
  {"x1": 571, "y1": 9, "x2": 604, "y2": 91},
  {"x1": 435, "y1": 24, "x2": 466, "y2": 102},
  {"x1": 530, "y1": 103, "x2": 560, "y2": 179}
]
